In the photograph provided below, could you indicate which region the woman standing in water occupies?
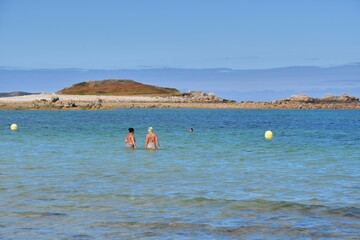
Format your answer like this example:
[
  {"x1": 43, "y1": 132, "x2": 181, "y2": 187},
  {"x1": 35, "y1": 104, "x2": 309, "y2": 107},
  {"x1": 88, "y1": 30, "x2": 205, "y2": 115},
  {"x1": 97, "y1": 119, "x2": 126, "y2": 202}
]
[
  {"x1": 125, "y1": 128, "x2": 137, "y2": 149},
  {"x1": 145, "y1": 127, "x2": 160, "y2": 150}
]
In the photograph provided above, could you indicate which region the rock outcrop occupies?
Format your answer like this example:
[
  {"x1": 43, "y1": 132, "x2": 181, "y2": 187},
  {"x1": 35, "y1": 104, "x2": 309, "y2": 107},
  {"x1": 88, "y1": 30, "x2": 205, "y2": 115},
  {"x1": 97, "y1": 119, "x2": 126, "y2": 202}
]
[
  {"x1": 277, "y1": 93, "x2": 359, "y2": 104},
  {"x1": 178, "y1": 91, "x2": 235, "y2": 103},
  {"x1": 321, "y1": 94, "x2": 359, "y2": 103}
]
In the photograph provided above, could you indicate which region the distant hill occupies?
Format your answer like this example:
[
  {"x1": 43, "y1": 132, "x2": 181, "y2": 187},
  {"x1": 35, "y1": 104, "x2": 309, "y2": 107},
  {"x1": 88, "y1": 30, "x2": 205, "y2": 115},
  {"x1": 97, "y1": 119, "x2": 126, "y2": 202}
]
[
  {"x1": 58, "y1": 79, "x2": 181, "y2": 96},
  {"x1": 0, "y1": 91, "x2": 38, "y2": 97}
]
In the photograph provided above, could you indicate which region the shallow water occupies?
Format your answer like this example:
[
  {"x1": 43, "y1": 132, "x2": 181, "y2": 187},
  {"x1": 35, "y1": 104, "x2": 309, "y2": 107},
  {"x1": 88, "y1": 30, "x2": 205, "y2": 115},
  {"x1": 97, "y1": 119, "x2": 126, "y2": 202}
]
[{"x1": 1, "y1": 109, "x2": 359, "y2": 239}]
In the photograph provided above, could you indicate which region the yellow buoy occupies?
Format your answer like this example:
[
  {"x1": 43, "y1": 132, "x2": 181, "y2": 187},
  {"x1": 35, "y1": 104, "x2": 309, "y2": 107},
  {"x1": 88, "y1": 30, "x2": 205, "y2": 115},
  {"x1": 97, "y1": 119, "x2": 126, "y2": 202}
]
[
  {"x1": 264, "y1": 130, "x2": 273, "y2": 140},
  {"x1": 10, "y1": 123, "x2": 18, "y2": 131}
]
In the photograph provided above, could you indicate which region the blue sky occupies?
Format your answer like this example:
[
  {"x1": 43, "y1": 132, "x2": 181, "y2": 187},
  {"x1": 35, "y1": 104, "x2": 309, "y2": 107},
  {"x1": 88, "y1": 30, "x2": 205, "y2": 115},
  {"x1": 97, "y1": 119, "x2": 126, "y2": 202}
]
[
  {"x1": 1, "y1": 0, "x2": 359, "y2": 69},
  {"x1": 0, "y1": 0, "x2": 359, "y2": 100}
]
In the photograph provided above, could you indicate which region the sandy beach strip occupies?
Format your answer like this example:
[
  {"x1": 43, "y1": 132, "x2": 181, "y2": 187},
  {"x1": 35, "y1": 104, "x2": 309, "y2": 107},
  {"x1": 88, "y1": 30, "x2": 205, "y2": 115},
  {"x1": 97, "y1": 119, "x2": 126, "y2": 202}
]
[
  {"x1": 0, "y1": 94, "x2": 182, "y2": 103},
  {"x1": 1, "y1": 93, "x2": 360, "y2": 110},
  {"x1": 0, "y1": 93, "x2": 238, "y2": 110}
]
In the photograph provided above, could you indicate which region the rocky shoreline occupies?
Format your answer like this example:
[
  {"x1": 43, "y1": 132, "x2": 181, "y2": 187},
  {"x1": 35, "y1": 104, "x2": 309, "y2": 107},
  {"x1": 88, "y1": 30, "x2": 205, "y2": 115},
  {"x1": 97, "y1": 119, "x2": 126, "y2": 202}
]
[{"x1": 0, "y1": 93, "x2": 359, "y2": 110}]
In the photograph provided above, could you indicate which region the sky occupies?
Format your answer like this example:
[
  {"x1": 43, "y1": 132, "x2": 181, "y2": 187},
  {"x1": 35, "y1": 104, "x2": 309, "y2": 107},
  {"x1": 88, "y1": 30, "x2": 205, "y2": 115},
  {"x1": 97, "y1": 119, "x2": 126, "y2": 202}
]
[{"x1": 0, "y1": 0, "x2": 360, "y2": 100}]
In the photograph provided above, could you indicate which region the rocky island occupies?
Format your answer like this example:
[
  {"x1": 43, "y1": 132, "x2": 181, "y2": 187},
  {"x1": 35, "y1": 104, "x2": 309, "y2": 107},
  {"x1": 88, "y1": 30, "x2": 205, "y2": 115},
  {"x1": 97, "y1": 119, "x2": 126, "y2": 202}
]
[
  {"x1": 0, "y1": 79, "x2": 359, "y2": 110},
  {"x1": 59, "y1": 79, "x2": 181, "y2": 96}
]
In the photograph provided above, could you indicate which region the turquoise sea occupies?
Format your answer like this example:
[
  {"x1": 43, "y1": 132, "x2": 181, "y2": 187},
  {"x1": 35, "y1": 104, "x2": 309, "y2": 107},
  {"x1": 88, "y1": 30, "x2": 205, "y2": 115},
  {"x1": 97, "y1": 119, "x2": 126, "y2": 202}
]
[{"x1": 1, "y1": 109, "x2": 359, "y2": 239}]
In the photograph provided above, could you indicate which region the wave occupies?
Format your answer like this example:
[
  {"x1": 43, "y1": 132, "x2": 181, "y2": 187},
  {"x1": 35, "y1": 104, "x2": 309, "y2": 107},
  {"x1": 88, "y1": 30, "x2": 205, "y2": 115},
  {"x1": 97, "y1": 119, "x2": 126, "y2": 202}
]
[
  {"x1": 90, "y1": 197, "x2": 359, "y2": 238},
  {"x1": 99, "y1": 193, "x2": 360, "y2": 219},
  {"x1": 71, "y1": 192, "x2": 359, "y2": 219},
  {"x1": 4, "y1": 197, "x2": 358, "y2": 239},
  {"x1": 179, "y1": 197, "x2": 360, "y2": 218}
]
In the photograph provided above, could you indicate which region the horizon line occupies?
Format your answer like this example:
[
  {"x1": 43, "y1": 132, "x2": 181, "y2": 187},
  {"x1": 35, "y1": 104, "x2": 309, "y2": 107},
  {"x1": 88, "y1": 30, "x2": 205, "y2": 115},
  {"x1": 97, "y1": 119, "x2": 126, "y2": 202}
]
[{"x1": 1, "y1": 62, "x2": 360, "y2": 72}]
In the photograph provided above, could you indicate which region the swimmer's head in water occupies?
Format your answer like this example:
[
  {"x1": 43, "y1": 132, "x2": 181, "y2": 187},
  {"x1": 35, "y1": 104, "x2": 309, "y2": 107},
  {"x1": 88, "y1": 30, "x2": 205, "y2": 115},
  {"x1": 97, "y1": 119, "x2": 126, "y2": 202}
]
[
  {"x1": 148, "y1": 127, "x2": 153, "y2": 132},
  {"x1": 128, "y1": 128, "x2": 134, "y2": 133}
]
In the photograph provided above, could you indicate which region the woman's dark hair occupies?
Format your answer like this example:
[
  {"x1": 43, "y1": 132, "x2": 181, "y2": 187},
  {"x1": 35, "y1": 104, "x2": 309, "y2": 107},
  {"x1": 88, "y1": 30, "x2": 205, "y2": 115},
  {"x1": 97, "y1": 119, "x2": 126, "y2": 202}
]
[{"x1": 128, "y1": 128, "x2": 134, "y2": 133}]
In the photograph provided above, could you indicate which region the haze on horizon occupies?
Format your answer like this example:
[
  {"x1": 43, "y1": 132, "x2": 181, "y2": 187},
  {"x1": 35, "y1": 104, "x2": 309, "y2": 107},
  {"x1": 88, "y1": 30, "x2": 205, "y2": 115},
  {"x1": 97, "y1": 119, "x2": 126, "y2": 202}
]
[{"x1": 0, "y1": 0, "x2": 359, "y2": 101}]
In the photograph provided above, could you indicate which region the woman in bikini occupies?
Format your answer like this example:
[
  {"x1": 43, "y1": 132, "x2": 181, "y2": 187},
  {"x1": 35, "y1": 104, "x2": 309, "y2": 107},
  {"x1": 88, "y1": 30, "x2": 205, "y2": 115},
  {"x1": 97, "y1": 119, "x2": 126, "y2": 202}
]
[
  {"x1": 145, "y1": 127, "x2": 160, "y2": 150},
  {"x1": 125, "y1": 128, "x2": 137, "y2": 149}
]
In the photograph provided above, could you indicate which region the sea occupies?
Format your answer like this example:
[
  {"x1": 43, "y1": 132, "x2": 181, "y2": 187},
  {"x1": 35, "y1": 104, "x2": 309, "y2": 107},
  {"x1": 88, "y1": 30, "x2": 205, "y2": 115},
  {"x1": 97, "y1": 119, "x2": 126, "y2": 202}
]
[{"x1": 0, "y1": 109, "x2": 359, "y2": 239}]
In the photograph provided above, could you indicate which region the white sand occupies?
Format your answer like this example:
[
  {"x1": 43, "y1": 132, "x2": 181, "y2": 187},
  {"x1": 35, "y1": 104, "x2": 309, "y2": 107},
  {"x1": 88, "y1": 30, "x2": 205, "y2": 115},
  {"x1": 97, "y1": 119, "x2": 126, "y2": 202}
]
[{"x1": 0, "y1": 94, "x2": 183, "y2": 103}]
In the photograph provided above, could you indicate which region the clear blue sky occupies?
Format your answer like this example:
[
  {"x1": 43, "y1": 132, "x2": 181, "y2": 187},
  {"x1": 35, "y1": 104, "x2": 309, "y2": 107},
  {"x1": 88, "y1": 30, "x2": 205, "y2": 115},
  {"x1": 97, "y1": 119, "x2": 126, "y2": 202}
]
[{"x1": 0, "y1": 0, "x2": 359, "y2": 70}]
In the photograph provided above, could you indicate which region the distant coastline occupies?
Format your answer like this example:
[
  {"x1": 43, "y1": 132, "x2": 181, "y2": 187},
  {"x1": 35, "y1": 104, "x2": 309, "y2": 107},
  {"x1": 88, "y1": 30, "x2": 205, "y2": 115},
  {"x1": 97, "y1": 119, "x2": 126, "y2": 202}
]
[
  {"x1": 2, "y1": 64, "x2": 360, "y2": 102},
  {"x1": 0, "y1": 91, "x2": 39, "y2": 98},
  {"x1": 1, "y1": 79, "x2": 359, "y2": 110},
  {"x1": 1, "y1": 93, "x2": 359, "y2": 110}
]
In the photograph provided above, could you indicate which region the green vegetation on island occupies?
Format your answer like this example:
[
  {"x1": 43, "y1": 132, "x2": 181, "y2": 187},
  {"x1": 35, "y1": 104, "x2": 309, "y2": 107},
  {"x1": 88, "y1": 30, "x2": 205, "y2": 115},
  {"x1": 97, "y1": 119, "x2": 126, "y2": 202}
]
[{"x1": 58, "y1": 79, "x2": 181, "y2": 96}]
